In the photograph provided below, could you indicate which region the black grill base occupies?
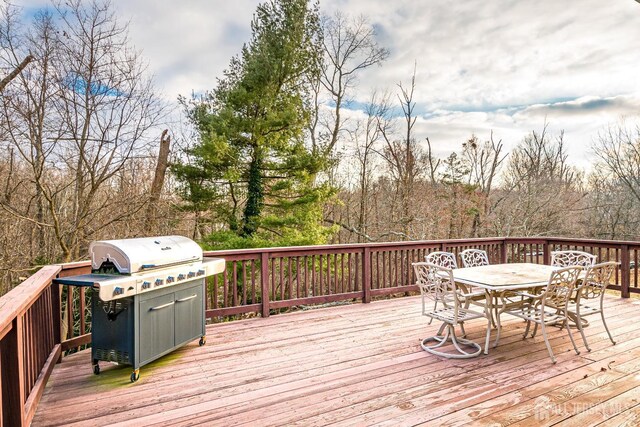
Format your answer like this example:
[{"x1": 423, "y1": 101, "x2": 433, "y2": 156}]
[{"x1": 90, "y1": 279, "x2": 205, "y2": 379}]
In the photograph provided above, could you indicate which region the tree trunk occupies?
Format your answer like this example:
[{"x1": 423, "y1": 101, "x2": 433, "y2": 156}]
[
  {"x1": 0, "y1": 55, "x2": 33, "y2": 92},
  {"x1": 242, "y1": 145, "x2": 264, "y2": 237},
  {"x1": 145, "y1": 129, "x2": 171, "y2": 234}
]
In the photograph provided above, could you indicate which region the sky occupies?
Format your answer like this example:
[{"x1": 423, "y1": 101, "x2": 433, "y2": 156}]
[{"x1": 16, "y1": 0, "x2": 640, "y2": 167}]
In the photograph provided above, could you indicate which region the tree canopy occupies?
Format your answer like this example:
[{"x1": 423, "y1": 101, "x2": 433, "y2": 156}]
[{"x1": 173, "y1": 0, "x2": 336, "y2": 249}]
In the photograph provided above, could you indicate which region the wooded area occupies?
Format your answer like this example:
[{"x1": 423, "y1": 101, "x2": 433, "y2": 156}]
[{"x1": 1, "y1": 0, "x2": 639, "y2": 293}]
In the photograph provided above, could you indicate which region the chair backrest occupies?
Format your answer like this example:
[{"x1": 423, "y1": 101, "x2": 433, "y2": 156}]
[
  {"x1": 425, "y1": 251, "x2": 458, "y2": 269},
  {"x1": 459, "y1": 249, "x2": 489, "y2": 268},
  {"x1": 542, "y1": 266, "x2": 582, "y2": 309},
  {"x1": 412, "y1": 262, "x2": 461, "y2": 319},
  {"x1": 581, "y1": 261, "x2": 618, "y2": 300},
  {"x1": 550, "y1": 250, "x2": 596, "y2": 268}
]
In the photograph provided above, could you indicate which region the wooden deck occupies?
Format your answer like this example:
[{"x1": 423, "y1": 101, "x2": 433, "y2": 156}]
[{"x1": 32, "y1": 294, "x2": 640, "y2": 426}]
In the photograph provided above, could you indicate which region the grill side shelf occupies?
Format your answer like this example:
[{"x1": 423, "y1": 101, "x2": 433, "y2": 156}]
[{"x1": 53, "y1": 274, "x2": 123, "y2": 287}]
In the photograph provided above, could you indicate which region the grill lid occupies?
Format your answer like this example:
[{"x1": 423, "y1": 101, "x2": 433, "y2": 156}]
[{"x1": 90, "y1": 235, "x2": 203, "y2": 274}]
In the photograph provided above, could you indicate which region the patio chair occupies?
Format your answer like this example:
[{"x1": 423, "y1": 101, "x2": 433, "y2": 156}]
[
  {"x1": 568, "y1": 261, "x2": 618, "y2": 351},
  {"x1": 459, "y1": 249, "x2": 490, "y2": 268},
  {"x1": 412, "y1": 262, "x2": 488, "y2": 358},
  {"x1": 424, "y1": 251, "x2": 487, "y2": 331},
  {"x1": 458, "y1": 248, "x2": 497, "y2": 326},
  {"x1": 424, "y1": 251, "x2": 458, "y2": 324},
  {"x1": 500, "y1": 266, "x2": 582, "y2": 363},
  {"x1": 425, "y1": 251, "x2": 458, "y2": 269},
  {"x1": 550, "y1": 250, "x2": 596, "y2": 268}
]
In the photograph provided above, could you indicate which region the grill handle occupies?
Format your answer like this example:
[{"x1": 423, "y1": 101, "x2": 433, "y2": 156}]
[
  {"x1": 176, "y1": 294, "x2": 198, "y2": 303},
  {"x1": 149, "y1": 301, "x2": 175, "y2": 311}
]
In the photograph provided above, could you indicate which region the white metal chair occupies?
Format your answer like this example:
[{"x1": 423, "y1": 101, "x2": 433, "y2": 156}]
[
  {"x1": 412, "y1": 262, "x2": 488, "y2": 359},
  {"x1": 459, "y1": 249, "x2": 490, "y2": 268},
  {"x1": 424, "y1": 252, "x2": 458, "y2": 324},
  {"x1": 551, "y1": 250, "x2": 596, "y2": 268},
  {"x1": 425, "y1": 251, "x2": 458, "y2": 269},
  {"x1": 499, "y1": 266, "x2": 582, "y2": 363},
  {"x1": 568, "y1": 261, "x2": 618, "y2": 351},
  {"x1": 458, "y1": 249, "x2": 497, "y2": 326}
]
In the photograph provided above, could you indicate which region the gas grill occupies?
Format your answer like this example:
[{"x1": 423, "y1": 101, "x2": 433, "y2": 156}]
[{"x1": 54, "y1": 235, "x2": 225, "y2": 382}]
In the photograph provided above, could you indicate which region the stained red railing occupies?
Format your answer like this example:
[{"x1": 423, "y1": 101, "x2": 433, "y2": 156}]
[
  {"x1": 2, "y1": 236, "x2": 640, "y2": 425},
  {"x1": 0, "y1": 265, "x2": 61, "y2": 427},
  {"x1": 202, "y1": 236, "x2": 640, "y2": 320}
]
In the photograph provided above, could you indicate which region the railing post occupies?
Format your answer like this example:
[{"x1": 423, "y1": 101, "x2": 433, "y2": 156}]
[
  {"x1": 363, "y1": 247, "x2": 371, "y2": 303},
  {"x1": 260, "y1": 252, "x2": 270, "y2": 317},
  {"x1": 501, "y1": 238, "x2": 508, "y2": 264},
  {"x1": 1, "y1": 316, "x2": 26, "y2": 426},
  {"x1": 51, "y1": 283, "x2": 62, "y2": 363},
  {"x1": 543, "y1": 240, "x2": 551, "y2": 265},
  {"x1": 621, "y1": 244, "x2": 631, "y2": 298}
]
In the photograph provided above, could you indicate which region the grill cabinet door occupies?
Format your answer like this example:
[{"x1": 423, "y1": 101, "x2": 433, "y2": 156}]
[
  {"x1": 139, "y1": 292, "x2": 175, "y2": 364},
  {"x1": 174, "y1": 282, "x2": 204, "y2": 345}
]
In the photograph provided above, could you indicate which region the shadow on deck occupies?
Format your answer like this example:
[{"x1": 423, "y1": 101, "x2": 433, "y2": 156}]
[{"x1": 33, "y1": 294, "x2": 640, "y2": 426}]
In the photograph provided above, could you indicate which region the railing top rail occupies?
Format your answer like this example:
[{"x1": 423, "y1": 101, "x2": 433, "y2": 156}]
[
  {"x1": 60, "y1": 260, "x2": 91, "y2": 270},
  {"x1": 0, "y1": 264, "x2": 61, "y2": 332},
  {"x1": 202, "y1": 237, "x2": 508, "y2": 257},
  {"x1": 202, "y1": 236, "x2": 640, "y2": 257}
]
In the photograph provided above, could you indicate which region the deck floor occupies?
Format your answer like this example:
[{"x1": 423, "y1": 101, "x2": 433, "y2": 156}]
[{"x1": 33, "y1": 294, "x2": 640, "y2": 426}]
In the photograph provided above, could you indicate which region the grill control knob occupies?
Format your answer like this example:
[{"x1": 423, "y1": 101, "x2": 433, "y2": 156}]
[
  {"x1": 141, "y1": 281, "x2": 151, "y2": 290},
  {"x1": 166, "y1": 276, "x2": 174, "y2": 284},
  {"x1": 188, "y1": 271, "x2": 196, "y2": 278},
  {"x1": 178, "y1": 274, "x2": 186, "y2": 281},
  {"x1": 155, "y1": 279, "x2": 164, "y2": 286},
  {"x1": 197, "y1": 269, "x2": 205, "y2": 277},
  {"x1": 113, "y1": 287, "x2": 124, "y2": 296}
]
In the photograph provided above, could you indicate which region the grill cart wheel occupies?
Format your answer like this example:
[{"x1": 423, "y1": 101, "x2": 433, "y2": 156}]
[
  {"x1": 93, "y1": 363, "x2": 100, "y2": 375},
  {"x1": 130, "y1": 369, "x2": 140, "y2": 383},
  {"x1": 199, "y1": 336, "x2": 207, "y2": 346}
]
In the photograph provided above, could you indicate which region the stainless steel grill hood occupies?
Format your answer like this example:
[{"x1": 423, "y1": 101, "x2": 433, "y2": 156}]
[{"x1": 90, "y1": 235, "x2": 202, "y2": 274}]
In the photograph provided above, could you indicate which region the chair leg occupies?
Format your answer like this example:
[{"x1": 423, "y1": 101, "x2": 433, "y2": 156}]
[
  {"x1": 601, "y1": 311, "x2": 616, "y2": 345},
  {"x1": 460, "y1": 322, "x2": 467, "y2": 338},
  {"x1": 540, "y1": 322, "x2": 556, "y2": 364},
  {"x1": 420, "y1": 324, "x2": 482, "y2": 359},
  {"x1": 531, "y1": 322, "x2": 538, "y2": 338},
  {"x1": 564, "y1": 318, "x2": 580, "y2": 356},
  {"x1": 428, "y1": 301, "x2": 438, "y2": 325},
  {"x1": 574, "y1": 311, "x2": 591, "y2": 352}
]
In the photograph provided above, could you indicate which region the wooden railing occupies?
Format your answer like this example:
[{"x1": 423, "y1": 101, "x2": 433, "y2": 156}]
[
  {"x1": 202, "y1": 237, "x2": 640, "y2": 319},
  {"x1": 1, "y1": 236, "x2": 639, "y2": 425}
]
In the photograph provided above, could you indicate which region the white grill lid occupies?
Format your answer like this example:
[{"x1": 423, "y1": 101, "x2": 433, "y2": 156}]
[{"x1": 89, "y1": 235, "x2": 203, "y2": 274}]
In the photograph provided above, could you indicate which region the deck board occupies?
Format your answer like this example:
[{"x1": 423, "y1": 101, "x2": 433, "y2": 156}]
[{"x1": 32, "y1": 294, "x2": 640, "y2": 426}]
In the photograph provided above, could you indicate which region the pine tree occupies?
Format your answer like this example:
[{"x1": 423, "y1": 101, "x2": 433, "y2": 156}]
[{"x1": 173, "y1": 0, "x2": 336, "y2": 248}]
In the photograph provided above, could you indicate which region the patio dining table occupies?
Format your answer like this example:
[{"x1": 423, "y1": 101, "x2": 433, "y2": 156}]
[{"x1": 452, "y1": 262, "x2": 559, "y2": 354}]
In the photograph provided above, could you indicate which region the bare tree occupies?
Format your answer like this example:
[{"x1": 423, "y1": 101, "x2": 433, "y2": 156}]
[
  {"x1": 0, "y1": 0, "x2": 167, "y2": 263},
  {"x1": 493, "y1": 124, "x2": 584, "y2": 236},
  {"x1": 593, "y1": 121, "x2": 640, "y2": 204},
  {"x1": 462, "y1": 132, "x2": 505, "y2": 236},
  {"x1": 311, "y1": 12, "x2": 389, "y2": 160},
  {"x1": 378, "y1": 67, "x2": 428, "y2": 237}
]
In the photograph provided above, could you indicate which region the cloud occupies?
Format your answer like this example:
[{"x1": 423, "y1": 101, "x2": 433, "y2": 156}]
[{"x1": 14, "y1": 0, "x2": 640, "y2": 168}]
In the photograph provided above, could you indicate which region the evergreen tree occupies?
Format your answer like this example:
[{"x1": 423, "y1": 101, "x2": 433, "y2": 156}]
[{"x1": 173, "y1": 0, "x2": 336, "y2": 249}]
